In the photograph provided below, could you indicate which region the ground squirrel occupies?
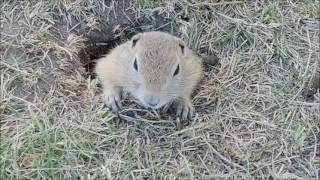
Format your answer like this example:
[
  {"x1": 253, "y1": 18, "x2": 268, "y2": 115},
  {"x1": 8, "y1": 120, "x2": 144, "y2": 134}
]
[{"x1": 95, "y1": 31, "x2": 203, "y2": 121}]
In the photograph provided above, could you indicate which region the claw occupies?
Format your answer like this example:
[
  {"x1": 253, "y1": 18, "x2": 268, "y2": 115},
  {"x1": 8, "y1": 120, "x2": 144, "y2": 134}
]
[
  {"x1": 176, "y1": 103, "x2": 183, "y2": 117},
  {"x1": 181, "y1": 106, "x2": 189, "y2": 121}
]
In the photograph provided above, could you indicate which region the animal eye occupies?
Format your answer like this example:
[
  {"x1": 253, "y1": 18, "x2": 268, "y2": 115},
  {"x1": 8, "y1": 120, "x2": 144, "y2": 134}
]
[
  {"x1": 173, "y1": 64, "x2": 180, "y2": 76},
  {"x1": 133, "y1": 58, "x2": 138, "y2": 71}
]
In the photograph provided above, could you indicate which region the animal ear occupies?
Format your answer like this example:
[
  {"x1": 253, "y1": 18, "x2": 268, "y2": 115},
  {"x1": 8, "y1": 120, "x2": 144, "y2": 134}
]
[
  {"x1": 131, "y1": 33, "x2": 141, "y2": 47},
  {"x1": 177, "y1": 38, "x2": 185, "y2": 54}
]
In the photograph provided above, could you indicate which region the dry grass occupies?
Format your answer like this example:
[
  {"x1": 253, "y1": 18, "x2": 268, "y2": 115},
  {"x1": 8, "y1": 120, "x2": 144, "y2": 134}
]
[{"x1": 1, "y1": 0, "x2": 319, "y2": 179}]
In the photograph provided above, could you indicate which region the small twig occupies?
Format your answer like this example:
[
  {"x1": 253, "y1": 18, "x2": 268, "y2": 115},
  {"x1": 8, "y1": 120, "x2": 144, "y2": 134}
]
[{"x1": 205, "y1": 140, "x2": 246, "y2": 171}]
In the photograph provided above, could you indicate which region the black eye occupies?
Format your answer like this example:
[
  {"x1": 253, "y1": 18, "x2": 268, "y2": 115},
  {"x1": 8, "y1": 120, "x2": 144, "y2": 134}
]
[
  {"x1": 173, "y1": 64, "x2": 180, "y2": 76},
  {"x1": 133, "y1": 58, "x2": 138, "y2": 71}
]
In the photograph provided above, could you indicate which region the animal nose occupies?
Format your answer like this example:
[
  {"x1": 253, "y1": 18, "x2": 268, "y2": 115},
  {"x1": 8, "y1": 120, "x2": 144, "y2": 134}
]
[{"x1": 145, "y1": 95, "x2": 160, "y2": 107}]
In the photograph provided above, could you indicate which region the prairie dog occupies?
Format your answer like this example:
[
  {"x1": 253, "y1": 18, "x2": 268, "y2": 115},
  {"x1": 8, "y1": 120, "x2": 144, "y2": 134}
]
[{"x1": 95, "y1": 31, "x2": 203, "y2": 120}]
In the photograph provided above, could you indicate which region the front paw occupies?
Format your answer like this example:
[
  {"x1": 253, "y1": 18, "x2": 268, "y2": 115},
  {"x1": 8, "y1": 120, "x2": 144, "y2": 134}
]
[
  {"x1": 175, "y1": 100, "x2": 194, "y2": 122},
  {"x1": 102, "y1": 93, "x2": 122, "y2": 114}
]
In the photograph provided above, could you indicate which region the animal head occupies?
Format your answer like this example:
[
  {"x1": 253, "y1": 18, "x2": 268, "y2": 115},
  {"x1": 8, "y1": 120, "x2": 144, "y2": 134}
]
[{"x1": 129, "y1": 31, "x2": 186, "y2": 109}]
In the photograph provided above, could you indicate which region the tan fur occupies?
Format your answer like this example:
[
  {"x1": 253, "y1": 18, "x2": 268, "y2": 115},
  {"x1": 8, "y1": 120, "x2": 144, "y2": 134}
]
[{"x1": 95, "y1": 31, "x2": 203, "y2": 120}]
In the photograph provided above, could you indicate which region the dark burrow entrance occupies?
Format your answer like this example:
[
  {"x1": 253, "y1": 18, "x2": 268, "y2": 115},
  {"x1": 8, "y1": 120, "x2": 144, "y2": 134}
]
[
  {"x1": 79, "y1": 38, "x2": 120, "y2": 79},
  {"x1": 78, "y1": 21, "x2": 175, "y2": 80}
]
